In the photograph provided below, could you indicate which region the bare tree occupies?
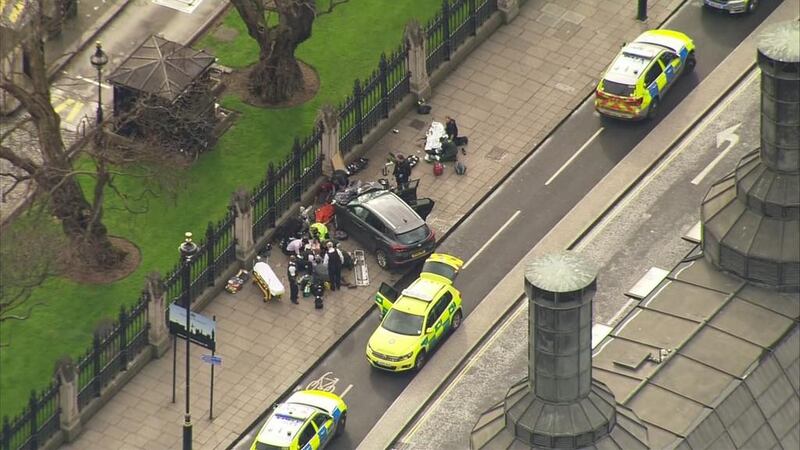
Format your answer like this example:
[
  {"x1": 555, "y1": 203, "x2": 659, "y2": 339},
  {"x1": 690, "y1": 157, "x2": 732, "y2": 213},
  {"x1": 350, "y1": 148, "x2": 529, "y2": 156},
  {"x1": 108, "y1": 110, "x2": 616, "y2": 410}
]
[
  {"x1": 230, "y1": 0, "x2": 315, "y2": 103},
  {"x1": 0, "y1": 1, "x2": 192, "y2": 271}
]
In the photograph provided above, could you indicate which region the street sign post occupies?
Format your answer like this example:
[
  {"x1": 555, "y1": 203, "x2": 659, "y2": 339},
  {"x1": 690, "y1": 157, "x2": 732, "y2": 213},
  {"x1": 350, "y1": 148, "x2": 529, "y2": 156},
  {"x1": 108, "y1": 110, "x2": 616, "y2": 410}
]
[
  {"x1": 168, "y1": 304, "x2": 216, "y2": 351},
  {"x1": 201, "y1": 355, "x2": 222, "y2": 365}
]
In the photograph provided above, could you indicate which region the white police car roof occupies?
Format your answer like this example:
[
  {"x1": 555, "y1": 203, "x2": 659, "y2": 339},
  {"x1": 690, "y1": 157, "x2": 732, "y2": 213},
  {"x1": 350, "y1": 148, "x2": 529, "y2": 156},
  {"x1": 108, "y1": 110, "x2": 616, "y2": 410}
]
[
  {"x1": 256, "y1": 403, "x2": 315, "y2": 446},
  {"x1": 604, "y1": 43, "x2": 660, "y2": 85}
]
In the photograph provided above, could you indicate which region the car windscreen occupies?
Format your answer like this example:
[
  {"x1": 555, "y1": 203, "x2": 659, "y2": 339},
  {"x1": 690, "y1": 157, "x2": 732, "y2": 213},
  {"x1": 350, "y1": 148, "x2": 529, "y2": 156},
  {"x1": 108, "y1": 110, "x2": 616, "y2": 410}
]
[
  {"x1": 602, "y1": 80, "x2": 635, "y2": 96},
  {"x1": 382, "y1": 309, "x2": 424, "y2": 336},
  {"x1": 396, "y1": 225, "x2": 429, "y2": 245},
  {"x1": 422, "y1": 261, "x2": 457, "y2": 281}
]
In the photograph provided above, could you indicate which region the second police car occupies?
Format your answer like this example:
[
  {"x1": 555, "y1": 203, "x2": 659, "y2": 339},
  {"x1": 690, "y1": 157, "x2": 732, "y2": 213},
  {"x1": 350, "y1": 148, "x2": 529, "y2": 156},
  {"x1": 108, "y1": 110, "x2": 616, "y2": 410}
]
[
  {"x1": 595, "y1": 30, "x2": 695, "y2": 120},
  {"x1": 250, "y1": 390, "x2": 347, "y2": 450},
  {"x1": 703, "y1": 0, "x2": 759, "y2": 14},
  {"x1": 367, "y1": 254, "x2": 464, "y2": 372}
]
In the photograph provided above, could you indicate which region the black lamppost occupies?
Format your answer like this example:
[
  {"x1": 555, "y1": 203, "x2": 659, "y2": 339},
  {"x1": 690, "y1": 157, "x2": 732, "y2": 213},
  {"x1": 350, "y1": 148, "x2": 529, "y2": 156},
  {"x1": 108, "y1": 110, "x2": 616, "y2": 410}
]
[
  {"x1": 89, "y1": 41, "x2": 108, "y2": 126},
  {"x1": 178, "y1": 232, "x2": 199, "y2": 450}
]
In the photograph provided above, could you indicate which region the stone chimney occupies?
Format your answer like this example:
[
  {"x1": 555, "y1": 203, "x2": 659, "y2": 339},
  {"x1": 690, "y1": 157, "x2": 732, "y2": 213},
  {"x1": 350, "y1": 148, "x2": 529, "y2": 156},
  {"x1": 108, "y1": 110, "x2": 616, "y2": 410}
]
[
  {"x1": 701, "y1": 21, "x2": 799, "y2": 292},
  {"x1": 470, "y1": 251, "x2": 648, "y2": 449}
]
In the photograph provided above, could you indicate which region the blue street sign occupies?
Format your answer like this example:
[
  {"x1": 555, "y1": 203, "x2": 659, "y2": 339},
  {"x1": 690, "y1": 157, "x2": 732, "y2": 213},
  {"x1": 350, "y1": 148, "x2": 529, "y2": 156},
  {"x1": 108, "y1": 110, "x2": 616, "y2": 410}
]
[{"x1": 201, "y1": 354, "x2": 222, "y2": 366}]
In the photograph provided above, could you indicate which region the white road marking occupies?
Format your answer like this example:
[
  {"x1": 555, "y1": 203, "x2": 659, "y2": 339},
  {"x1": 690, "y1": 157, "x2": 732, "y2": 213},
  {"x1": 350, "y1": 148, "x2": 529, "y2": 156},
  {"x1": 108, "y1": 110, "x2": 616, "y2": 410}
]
[
  {"x1": 575, "y1": 70, "x2": 758, "y2": 246},
  {"x1": 545, "y1": 127, "x2": 604, "y2": 186},
  {"x1": 306, "y1": 371, "x2": 339, "y2": 392},
  {"x1": 63, "y1": 72, "x2": 112, "y2": 90},
  {"x1": 340, "y1": 384, "x2": 353, "y2": 398},
  {"x1": 691, "y1": 123, "x2": 741, "y2": 185},
  {"x1": 462, "y1": 210, "x2": 521, "y2": 269}
]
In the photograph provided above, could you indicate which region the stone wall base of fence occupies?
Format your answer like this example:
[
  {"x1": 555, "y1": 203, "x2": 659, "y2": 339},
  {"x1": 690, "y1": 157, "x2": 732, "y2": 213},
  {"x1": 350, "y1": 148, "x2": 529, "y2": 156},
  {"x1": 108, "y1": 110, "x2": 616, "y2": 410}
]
[
  {"x1": 498, "y1": 0, "x2": 520, "y2": 24},
  {"x1": 38, "y1": 349, "x2": 152, "y2": 450},
  {"x1": 61, "y1": 417, "x2": 81, "y2": 442},
  {"x1": 150, "y1": 332, "x2": 171, "y2": 359}
]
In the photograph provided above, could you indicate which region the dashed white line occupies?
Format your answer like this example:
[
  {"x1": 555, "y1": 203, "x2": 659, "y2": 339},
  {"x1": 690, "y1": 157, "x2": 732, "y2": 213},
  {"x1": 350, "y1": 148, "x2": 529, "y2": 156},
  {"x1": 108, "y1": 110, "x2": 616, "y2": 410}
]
[
  {"x1": 545, "y1": 127, "x2": 604, "y2": 186},
  {"x1": 340, "y1": 384, "x2": 353, "y2": 398},
  {"x1": 462, "y1": 210, "x2": 521, "y2": 269}
]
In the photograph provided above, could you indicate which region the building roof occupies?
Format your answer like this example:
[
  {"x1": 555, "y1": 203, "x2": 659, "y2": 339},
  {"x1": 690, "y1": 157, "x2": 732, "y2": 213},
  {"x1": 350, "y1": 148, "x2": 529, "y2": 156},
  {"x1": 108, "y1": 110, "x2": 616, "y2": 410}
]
[
  {"x1": 107, "y1": 35, "x2": 215, "y2": 102},
  {"x1": 592, "y1": 245, "x2": 800, "y2": 449}
]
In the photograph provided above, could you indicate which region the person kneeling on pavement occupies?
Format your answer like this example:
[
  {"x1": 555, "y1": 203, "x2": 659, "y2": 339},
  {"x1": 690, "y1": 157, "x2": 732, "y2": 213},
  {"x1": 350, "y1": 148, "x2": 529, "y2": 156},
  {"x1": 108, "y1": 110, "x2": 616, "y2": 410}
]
[{"x1": 425, "y1": 136, "x2": 459, "y2": 162}]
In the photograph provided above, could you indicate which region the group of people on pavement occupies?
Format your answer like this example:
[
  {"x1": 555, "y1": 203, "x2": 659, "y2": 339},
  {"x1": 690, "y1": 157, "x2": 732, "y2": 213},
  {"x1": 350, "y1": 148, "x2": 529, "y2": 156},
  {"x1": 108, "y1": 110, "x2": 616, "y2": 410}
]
[
  {"x1": 284, "y1": 232, "x2": 347, "y2": 309},
  {"x1": 394, "y1": 116, "x2": 463, "y2": 185}
]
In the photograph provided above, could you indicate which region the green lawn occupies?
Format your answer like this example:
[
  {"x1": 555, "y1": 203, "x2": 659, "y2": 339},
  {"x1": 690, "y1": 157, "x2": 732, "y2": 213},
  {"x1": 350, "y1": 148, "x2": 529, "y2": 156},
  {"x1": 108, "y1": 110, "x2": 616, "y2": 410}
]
[{"x1": 0, "y1": 0, "x2": 441, "y2": 418}]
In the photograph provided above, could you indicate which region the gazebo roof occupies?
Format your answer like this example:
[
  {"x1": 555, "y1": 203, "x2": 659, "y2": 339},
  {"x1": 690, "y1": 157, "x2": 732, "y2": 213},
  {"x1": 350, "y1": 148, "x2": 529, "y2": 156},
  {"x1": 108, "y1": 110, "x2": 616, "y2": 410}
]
[{"x1": 108, "y1": 35, "x2": 216, "y2": 102}]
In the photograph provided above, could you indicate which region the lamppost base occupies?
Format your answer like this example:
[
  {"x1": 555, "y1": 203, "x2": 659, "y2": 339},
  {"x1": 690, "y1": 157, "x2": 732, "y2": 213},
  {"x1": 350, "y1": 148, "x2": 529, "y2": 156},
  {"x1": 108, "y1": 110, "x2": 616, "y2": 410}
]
[{"x1": 183, "y1": 417, "x2": 192, "y2": 450}]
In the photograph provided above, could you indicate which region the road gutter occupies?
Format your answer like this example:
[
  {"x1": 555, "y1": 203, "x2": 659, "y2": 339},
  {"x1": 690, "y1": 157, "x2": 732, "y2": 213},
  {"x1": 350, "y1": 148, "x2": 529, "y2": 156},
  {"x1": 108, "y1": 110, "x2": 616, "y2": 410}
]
[{"x1": 357, "y1": 2, "x2": 799, "y2": 449}]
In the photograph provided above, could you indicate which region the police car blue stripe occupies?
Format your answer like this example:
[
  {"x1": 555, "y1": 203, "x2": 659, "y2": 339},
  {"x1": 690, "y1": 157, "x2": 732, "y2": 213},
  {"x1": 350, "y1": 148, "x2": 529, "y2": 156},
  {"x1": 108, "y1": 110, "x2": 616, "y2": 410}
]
[
  {"x1": 302, "y1": 444, "x2": 312, "y2": 450},
  {"x1": 332, "y1": 407, "x2": 341, "y2": 421},
  {"x1": 679, "y1": 47, "x2": 688, "y2": 60},
  {"x1": 648, "y1": 84, "x2": 659, "y2": 99}
]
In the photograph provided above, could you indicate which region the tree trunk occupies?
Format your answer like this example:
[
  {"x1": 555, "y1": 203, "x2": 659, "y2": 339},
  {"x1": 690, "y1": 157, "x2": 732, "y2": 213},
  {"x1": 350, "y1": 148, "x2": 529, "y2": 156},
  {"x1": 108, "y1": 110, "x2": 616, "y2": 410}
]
[
  {"x1": 250, "y1": 34, "x2": 305, "y2": 103},
  {"x1": 232, "y1": 0, "x2": 315, "y2": 104},
  {"x1": 37, "y1": 162, "x2": 125, "y2": 268}
]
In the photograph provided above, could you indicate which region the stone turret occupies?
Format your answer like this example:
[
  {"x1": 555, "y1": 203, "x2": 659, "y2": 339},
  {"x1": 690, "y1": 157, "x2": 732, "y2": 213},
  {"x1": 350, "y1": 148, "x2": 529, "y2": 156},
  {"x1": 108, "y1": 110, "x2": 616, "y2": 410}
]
[
  {"x1": 470, "y1": 251, "x2": 649, "y2": 449},
  {"x1": 701, "y1": 21, "x2": 800, "y2": 292}
]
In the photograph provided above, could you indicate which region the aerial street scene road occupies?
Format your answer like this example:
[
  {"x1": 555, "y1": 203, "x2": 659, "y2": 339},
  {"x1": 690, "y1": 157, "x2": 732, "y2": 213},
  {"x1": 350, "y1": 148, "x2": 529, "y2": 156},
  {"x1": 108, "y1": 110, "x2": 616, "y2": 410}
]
[{"x1": 0, "y1": 0, "x2": 797, "y2": 450}]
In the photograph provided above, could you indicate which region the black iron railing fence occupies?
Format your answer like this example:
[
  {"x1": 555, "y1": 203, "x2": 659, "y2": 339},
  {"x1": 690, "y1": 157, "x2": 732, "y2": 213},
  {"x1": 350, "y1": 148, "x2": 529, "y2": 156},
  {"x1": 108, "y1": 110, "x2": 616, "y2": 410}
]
[
  {"x1": 0, "y1": 1, "x2": 499, "y2": 448},
  {"x1": 426, "y1": 0, "x2": 497, "y2": 74}
]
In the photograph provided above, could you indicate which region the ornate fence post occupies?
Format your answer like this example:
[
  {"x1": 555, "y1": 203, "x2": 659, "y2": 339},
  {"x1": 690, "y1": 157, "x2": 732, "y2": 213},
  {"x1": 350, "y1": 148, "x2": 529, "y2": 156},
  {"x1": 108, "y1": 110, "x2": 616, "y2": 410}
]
[
  {"x1": 55, "y1": 357, "x2": 81, "y2": 441},
  {"x1": 379, "y1": 53, "x2": 389, "y2": 119},
  {"x1": 469, "y1": 0, "x2": 478, "y2": 35},
  {"x1": 498, "y1": 0, "x2": 520, "y2": 23},
  {"x1": 146, "y1": 272, "x2": 170, "y2": 358},
  {"x1": 318, "y1": 104, "x2": 342, "y2": 177},
  {"x1": 267, "y1": 164, "x2": 277, "y2": 229},
  {"x1": 231, "y1": 188, "x2": 255, "y2": 263},
  {"x1": 353, "y1": 79, "x2": 364, "y2": 144},
  {"x1": 91, "y1": 334, "x2": 101, "y2": 398},
  {"x1": 2, "y1": 415, "x2": 11, "y2": 450},
  {"x1": 293, "y1": 138, "x2": 303, "y2": 201},
  {"x1": 28, "y1": 391, "x2": 37, "y2": 449},
  {"x1": 118, "y1": 305, "x2": 129, "y2": 371},
  {"x1": 442, "y1": 0, "x2": 452, "y2": 61},
  {"x1": 205, "y1": 221, "x2": 216, "y2": 286},
  {"x1": 405, "y1": 20, "x2": 431, "y2": 100}
]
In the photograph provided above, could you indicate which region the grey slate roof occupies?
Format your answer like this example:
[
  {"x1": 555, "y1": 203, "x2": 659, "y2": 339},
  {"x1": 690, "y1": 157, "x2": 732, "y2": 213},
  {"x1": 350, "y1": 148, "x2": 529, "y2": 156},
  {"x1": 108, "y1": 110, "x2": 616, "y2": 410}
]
[
  {"x1": 107, "y1": 35, "x2": 215, "y2": 102},
  {"x1": 592, "y1": 245, "x2": 800, "y2": 449}
]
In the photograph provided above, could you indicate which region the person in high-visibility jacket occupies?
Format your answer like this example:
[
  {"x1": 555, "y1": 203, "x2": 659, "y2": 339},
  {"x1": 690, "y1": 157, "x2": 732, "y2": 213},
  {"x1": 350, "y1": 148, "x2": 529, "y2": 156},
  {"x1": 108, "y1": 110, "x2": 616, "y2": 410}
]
[{"x1": 310, "y1": 222, "x2": 329, "y2": 241}]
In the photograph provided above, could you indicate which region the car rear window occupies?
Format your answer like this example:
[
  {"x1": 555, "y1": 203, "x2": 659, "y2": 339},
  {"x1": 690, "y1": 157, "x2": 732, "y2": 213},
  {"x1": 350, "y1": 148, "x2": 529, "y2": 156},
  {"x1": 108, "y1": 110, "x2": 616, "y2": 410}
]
[
  {"x1": 422, "y1": 261, "x2": 457, "y2": 281},
  {"x1": 396, "y1": 225, "x2": 429, "y2": 245},
  {"x1": 602, "y1": 80, "x2": 635, "y2": 96}
]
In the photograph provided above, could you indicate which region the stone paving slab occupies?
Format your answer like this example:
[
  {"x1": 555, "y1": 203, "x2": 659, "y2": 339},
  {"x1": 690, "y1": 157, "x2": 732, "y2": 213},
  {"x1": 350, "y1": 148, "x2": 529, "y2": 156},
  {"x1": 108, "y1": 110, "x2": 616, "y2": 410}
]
[{"x1": 60, "y1": 0, "x2": 683, "y2": 448}]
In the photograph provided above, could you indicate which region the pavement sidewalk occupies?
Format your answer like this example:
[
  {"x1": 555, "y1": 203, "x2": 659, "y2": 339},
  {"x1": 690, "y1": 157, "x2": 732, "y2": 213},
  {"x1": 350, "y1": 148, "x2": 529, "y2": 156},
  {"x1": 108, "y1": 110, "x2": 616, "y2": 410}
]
[
  {"x1": 58, "y1": 0, "x2": 685, "y2": 449},
  {"x1": 43, "y1": 0, "x2": 133, "y2": 78}
]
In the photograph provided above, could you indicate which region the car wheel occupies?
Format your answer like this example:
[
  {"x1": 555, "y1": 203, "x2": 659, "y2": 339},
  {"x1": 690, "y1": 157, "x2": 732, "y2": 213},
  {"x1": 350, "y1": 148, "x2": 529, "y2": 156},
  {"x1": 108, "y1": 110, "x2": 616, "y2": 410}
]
[
  {"x1": 451, "y1": 309, "x2": 463, "y2": 331},
  {"x1": 747, "y1": 0, "x2": 758, "y2": 13},
  {"x1": 335, "y1": 412, "x2": 347, "y2": 437},
  {"x1": 647, "y1": 99, "x2": 660, "y2": 120},
  {"x1": 415, "y1": 350, "x2": 427, "y2": 371},
  {"x1": 375, "y1": 250, "x2": 389, "y2": 269},
  {"x1": 686, "y1": 53, "x2": 696, "y2": 73}
]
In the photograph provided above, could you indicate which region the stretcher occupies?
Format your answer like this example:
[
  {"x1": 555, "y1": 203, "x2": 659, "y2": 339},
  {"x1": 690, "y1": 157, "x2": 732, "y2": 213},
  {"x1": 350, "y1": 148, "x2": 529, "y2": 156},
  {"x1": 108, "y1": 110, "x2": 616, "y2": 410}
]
[
  {"x1": 253, "y1": 261, "x2": 285, "y2": 302},
  {"x1": 424, "y1": 121, "x2": 446, "y2": 151}
]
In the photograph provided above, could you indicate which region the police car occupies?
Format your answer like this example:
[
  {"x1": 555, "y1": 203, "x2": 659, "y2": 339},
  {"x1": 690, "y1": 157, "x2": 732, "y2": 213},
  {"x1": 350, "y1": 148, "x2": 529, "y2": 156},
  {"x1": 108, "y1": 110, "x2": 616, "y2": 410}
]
[
  {"x1": 250, "y1": 390, "x2": 347, "y2": 450},
  {"x1": 703, "y1": 0, "x2": 759, "y2": 14},
  {"x1": 595, "y1": 30, "x2": 695, "y2": 120},
  {"x1": 367, "y1": 254, "x2": 463, "y2": 372}
]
